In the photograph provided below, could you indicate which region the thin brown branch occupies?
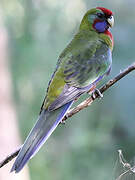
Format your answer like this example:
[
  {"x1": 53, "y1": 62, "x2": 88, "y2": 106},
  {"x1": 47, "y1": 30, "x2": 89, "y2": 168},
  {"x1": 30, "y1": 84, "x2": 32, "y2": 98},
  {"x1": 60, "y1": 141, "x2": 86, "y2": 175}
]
[{"x1": 0, "y1": 62, "x2": 135, "y2": 169}]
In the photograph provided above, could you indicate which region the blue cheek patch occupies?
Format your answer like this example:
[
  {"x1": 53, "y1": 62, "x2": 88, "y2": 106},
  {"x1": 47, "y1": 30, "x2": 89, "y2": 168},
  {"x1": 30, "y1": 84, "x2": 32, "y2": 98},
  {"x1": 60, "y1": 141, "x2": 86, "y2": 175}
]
[{"x1": 94, "y1": 21, "x2": 107, "y2": 33}]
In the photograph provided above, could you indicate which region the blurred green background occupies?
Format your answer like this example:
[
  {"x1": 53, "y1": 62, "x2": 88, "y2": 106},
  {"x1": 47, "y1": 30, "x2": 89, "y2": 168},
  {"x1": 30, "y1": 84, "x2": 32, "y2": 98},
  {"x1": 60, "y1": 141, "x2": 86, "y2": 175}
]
[{"x1": 1, "y1": 0, "x2": 135, "y2": 179}]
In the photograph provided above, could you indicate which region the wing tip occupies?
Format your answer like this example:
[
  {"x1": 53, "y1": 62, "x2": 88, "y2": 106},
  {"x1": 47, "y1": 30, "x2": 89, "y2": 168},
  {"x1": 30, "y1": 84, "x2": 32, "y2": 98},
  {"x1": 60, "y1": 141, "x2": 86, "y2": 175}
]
[
  {"x1": 10, "y1": 164, "x2": 20, "y2": 173},
  {"x1": 10, "y1": 165, "x2": 15, "y2": 173}
]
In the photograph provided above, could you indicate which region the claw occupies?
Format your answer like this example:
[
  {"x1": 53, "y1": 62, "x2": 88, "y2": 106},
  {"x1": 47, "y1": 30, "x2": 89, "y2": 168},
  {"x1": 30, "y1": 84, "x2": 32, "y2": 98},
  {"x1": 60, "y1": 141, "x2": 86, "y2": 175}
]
[
  {"x1": 61, "y1": 120, "x2": 66, "y2": 125},
  {"x1": 61, "y1": 114, "x2": 68, "y2": 125},
  {"x1": 92, "y1": 88, "x2": 103, "y2": 99}
]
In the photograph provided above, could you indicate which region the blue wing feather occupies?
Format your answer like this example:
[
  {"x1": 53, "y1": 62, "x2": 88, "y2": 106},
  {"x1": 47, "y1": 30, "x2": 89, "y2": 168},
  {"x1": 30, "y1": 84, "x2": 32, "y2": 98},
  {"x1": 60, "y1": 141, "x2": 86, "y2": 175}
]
[{"x1": 11, "y1": 101, "x2": 73, "y2": 173}]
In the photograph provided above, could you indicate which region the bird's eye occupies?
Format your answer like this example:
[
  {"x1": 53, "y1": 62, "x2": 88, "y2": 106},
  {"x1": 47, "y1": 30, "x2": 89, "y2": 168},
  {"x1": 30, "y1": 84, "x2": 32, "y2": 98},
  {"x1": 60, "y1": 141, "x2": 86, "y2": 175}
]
[{"x1": 97, "y1": 13, "x2": 104, "y2": 18}]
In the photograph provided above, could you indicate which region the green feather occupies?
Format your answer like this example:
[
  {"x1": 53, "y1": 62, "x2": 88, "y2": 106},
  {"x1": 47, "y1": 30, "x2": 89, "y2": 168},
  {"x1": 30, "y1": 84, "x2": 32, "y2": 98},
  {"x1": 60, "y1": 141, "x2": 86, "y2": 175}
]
[{"x1": 43, "y1": 8, "x2": 113, "y2": 110}]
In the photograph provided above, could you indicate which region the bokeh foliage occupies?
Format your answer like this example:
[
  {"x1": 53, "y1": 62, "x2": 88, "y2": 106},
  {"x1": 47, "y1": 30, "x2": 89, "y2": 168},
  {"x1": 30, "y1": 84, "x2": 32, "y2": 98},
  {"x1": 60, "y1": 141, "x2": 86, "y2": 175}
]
[{"x1": 1, "y1": 0, "x2": 135, "y2": 179}]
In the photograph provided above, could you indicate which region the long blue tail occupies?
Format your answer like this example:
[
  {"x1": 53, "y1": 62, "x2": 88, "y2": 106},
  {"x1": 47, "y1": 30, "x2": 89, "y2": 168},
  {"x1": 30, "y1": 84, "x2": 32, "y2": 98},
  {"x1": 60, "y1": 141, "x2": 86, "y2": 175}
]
[{"x1": 11, "y1": 101, "x2": 73, "y2": 173}]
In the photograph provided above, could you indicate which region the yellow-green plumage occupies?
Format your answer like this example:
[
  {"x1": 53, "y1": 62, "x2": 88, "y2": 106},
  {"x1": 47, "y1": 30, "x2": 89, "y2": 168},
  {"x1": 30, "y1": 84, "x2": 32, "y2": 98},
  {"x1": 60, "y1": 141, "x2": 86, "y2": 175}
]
[
  {"x1": 11, "y1": 7, "x2": 114, "y2": 173},
  {"x1": 45, "y1": 67, "x2": 65, "y2": 109}
]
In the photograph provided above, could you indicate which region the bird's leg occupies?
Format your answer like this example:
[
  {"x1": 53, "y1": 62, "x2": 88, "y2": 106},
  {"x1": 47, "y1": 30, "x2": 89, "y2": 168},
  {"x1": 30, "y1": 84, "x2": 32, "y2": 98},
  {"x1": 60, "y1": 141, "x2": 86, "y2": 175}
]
[
  {"x1": 87, "y1": 84, "x2": 97, "y2": 95},
  {"x1": 88, "y1": 84, "x2": 103, "y2": 99},
  {"x1": 92, "y1": 88, "x2": 103, "y2": 100}
]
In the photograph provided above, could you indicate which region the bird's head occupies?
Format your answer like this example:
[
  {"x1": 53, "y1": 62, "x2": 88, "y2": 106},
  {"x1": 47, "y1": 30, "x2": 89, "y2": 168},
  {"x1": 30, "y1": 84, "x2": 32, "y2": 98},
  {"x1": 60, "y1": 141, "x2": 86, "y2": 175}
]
[{"x1": 80, "y1": 7, "x2": 114, "y2": 33}]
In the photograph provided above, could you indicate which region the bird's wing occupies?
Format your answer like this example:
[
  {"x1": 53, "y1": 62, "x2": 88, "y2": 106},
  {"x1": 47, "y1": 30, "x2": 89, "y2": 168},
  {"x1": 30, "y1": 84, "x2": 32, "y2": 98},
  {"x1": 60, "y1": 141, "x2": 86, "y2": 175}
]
[{"x1": 42, "y1": 31, "x2": 112, "y2": 111}]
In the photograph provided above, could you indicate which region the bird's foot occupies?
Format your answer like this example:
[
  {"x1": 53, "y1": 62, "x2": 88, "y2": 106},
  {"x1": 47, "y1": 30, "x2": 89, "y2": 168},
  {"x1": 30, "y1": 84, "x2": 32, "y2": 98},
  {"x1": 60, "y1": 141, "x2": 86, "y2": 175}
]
[
  {"x1": 92, "y1": 88, "x2": 103, "y2": 100},
  {"x1": 87, "y1": 85, "x2": 96, "y2": 95},
  {"x1": 61, "y1": 120, "x2": 66, "y2": 125},
  {"x1": 60, "y1": 114, "x2": 68, "y2": 125}
]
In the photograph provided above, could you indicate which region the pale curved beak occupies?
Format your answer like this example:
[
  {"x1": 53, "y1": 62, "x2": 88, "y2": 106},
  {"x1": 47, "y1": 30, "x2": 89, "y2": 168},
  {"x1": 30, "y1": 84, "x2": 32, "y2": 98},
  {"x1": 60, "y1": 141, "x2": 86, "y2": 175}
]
[{"x1": 107, "y1": 15, "x2": 114, "y2": 28}]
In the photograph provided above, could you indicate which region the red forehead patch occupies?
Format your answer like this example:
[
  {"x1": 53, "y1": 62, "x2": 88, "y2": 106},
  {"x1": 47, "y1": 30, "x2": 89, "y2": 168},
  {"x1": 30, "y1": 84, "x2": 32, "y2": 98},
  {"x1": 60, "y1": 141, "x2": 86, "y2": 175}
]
[{"x1": 96, "y1": 7, "x2": 113, "y2": 16}]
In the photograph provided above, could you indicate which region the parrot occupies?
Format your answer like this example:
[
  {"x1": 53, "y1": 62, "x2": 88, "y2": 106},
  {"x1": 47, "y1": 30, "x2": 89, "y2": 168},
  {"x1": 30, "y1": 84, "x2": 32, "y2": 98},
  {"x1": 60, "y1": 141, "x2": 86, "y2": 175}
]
[{"x1": 11, "y1": 7, "x2": 114, "y2": 173}]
